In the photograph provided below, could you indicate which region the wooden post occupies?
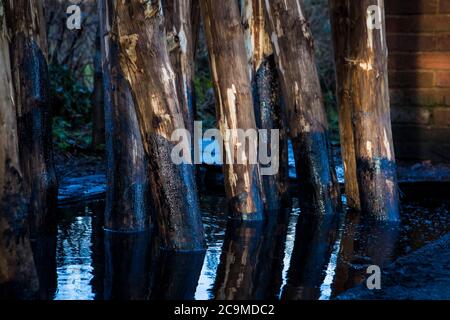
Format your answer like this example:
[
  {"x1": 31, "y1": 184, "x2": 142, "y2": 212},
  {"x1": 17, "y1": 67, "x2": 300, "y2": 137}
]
[
  {"x1": 98, "y1": 0, "x2": 150, "y2": 233},
  {"x1": 200, "y1": 0, "x2": 265, "y2": 220},
  {"x1": 264, "y1": 0, "x2": 341, "y2": 216},
  {"x1": 0, "y1": 5, "x2": 39, "y2": 298},
  {"x1": 103, "y1": 0, "x2": 205, "y2": 250},
  {"x1": 329, "y1": 0, "x2": 400, "y2": 220},
  {"x1": 4, "y1": 0, "x2": 58, "y2": 236},
  {"x1": 240, "y1": 0, "x2": 290, "y2": 211},
  {"x1": 162, "y1": 0, "x2": 197, "y2": 139}
]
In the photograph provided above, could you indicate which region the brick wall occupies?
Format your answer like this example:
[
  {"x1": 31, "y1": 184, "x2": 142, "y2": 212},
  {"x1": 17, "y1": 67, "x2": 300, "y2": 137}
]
[{"x1": 386, "y1": 0, "x2": 450, "y2": 163}]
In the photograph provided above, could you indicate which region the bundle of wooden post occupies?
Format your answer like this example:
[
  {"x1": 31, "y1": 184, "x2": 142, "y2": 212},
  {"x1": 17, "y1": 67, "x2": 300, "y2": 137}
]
[
  {"x1": 100, "y1": 0, "x2": 205, "y2": 251},
  {"x1": 329, "y1": 0, "x2": 400, "y2": 221}
]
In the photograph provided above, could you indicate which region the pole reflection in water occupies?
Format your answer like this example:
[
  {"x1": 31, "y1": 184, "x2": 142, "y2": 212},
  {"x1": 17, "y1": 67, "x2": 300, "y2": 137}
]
[
  {"x1": 282, "y1": 213, "x2": 340, "y2": 300},
  {"x1": 214, "y1": 211, "x2": 290, "y2": 300},
  {"x1": 103, "y1": 230, "x2": 154, "y2": 300},
  {"x1": 331, "y1": 210, "x2": 399, "y2": 297},
  {"x1": 31, "y1": 235, "x2": 57, "y2": 300},
  {"x1": 150, "y1": 250, "x2": 206, "y2": 300}
]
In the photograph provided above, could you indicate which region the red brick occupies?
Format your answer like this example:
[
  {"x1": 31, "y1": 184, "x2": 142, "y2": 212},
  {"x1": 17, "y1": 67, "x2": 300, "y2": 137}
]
[
  {"x1": 432, "y1": 108, "x2": 450, "y2": 126},
  {"x1": 389, "y1": 71, "x2": 435, "y2": 88},
  {"x1": 391, "y1": 106, "x2": 431, "y2": 125},
  {"x1": 440, "y1": 0, "x2": 450, "y2": 13},
  {"x1": 436, "y1": 34, "x2": 450, "y2": 51},
  {"x1": 390, "y1": 88, "x2": 450, "y2": 106},
  {"x1": 387, "y1": 34, "x2": 436, "y2": 52},
  {"x1": 386, "y1": 15, "x2": 450, "y2": 33},
  {"x1": 386, "y1": 0, "x2": 438, "y2": 15},
  {"x1": 436, "y1": 71, "x2": 450, "y2": 87},
  {"x1": 392, "y1": 125, "x2": 450, "y2": 143},
  {"x1": 389, "y1": 53, "x2": 450, "y2": 70}
]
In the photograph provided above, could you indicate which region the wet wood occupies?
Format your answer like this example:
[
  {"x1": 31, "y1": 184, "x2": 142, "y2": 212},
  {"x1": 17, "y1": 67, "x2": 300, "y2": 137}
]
[
  {"x1": 329, "y1": 0, "x2": 400, "y2": 220},
  {"x1": 104, "y1": 0, "x2": 205, "y2": 250},
  {"x1": 4, "y1": 0, "x2": 58, "y2": 236},
  {"x1": 98, "y1": 0, "x2": 150, "y2": 233},
  {"x1": 0, "y1": 6, "x2": 39, "y2": 298},
  {"x1": 240, "y1": 0, "x2": 290, "y2": 211},
  {"x1": 264, "y1": 0, "x2": 341, "y2": 216},
  {"x1": 91, "y1": 28, "x2": 105, "y2": 148},
  {"x1": 163, "y1": 0, "x2": 197, "y2": 140},
  {"x1": 200, "y1": 0, "x2": 265, "y2": 220}
]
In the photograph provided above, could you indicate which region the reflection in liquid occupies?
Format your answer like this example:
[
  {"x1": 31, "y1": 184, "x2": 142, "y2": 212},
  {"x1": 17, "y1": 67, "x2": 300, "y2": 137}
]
[
  {"x1": 103, "y1": 230, "x2": 154, "y2": 300},
  {"x1": 150, "y1": 250, "x2": 206, "y2": 300},
  {"x1": 331, "y1": 211, "x2": 399, "y2": 297},
  {"x1": 54, "y1": 213, "x2": 95, "y2": 300},
  {"x1": 48, "y1": 194, "x2": 447, "y2": 300},
  {"x1": 282, "y1": 213, "x2": 340, "y2": 300},
  {"x1": 213, "y1": 211, "x2": 290, "y2": 300},
  {"x1": 31, "y1": 235, "x2": 57, "y2": 300}
]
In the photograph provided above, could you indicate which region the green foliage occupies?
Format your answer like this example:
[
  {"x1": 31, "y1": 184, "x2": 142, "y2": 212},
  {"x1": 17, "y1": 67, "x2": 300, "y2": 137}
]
[
  {"x1": 49, "y1": 63, "x2": 94, "y2": 151},
  {"x1": 194, "y1": 72, "x2": 213, "y2": 108},
  {"x1": 53, "y1": 116, "x2": 92, "y2": 151}
]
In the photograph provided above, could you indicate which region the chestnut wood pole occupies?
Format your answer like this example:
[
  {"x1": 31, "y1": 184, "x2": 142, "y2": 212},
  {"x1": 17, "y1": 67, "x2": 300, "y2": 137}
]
[
  {"x1": 200, "y1": 0, "x2": 265, "y2": 220},
  {"x1": 264, "y1": 0, "x2": 341, "y2": 216},
  {"x1": 104, "y1": 0, "x2": 205, "y2": 250},
  {"x1": 4, "y1": 0, "x2": 58, "y2": 236},
  {"x1": 329, "y1": 0, "x2": 400, "y2": 220},
  {"x1": 0, "y1": 6, "x2": 39, "y2": 298},
  {"x1": 240, "y1": 0, "x2": 290, "y2": 211},
  {"x1": 98, "y1": 0, "x2": 150, "y2": 233},
  {"x1": 162, "y1": 0, "x2": 197, "y2": 140}
]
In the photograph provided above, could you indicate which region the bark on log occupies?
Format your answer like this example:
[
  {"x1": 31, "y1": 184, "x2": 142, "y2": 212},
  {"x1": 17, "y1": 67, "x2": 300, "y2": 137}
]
[
  {"x1": 98, "y1": 0, "x2": 150, "y2": 233},
  {"x1": 4, "y1": 0, "x2": 58, "y2": 236},
  {"x1": 104, "y1": 0, "x2": 205, "y2": 250},
  {"x1": 0, "y1": 6, "x2": 39, "y2": 298},
  {"x1": 200, "y1": 0, "x2": 265, "y2": 220},
  {"x1": 240, "y1": 0, "x2": 290, "y2": 211},
  {"x1": 91, "y1": 28, "x2": 106, "y2": 148},
  {"x1": 264, "y1": 0, "x2": 341, "y2": 216},
  {"x1": 329, "y1": 0, "x2": 400, "y2": 220},
  {"x1": 162, "y1": 0, "x2": 197, "y2": 140}
]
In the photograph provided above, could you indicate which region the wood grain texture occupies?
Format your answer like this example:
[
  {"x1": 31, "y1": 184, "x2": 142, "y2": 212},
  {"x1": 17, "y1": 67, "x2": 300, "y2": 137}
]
[
  {"x1": 0, "y1": 3, "x2": 39, "y2": 298},
  {"x1": 104, "y1": 0, "x2": 205, "y2": 250},
  {"x1": 241, "y1": 0, "x2": 290, "y2": 211},
  {"x1": 265, "y1": 0, "x2": 341, "y2": 216},
  {"x1": 330, "y1": 0, "x2": 400, "y2": 220},
  {"x1": 201, "y1": 0, "x2": 265, "y2": 220},
  {"x1": 4, "y1": 0, "x2": 58, "y2": 236}
]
